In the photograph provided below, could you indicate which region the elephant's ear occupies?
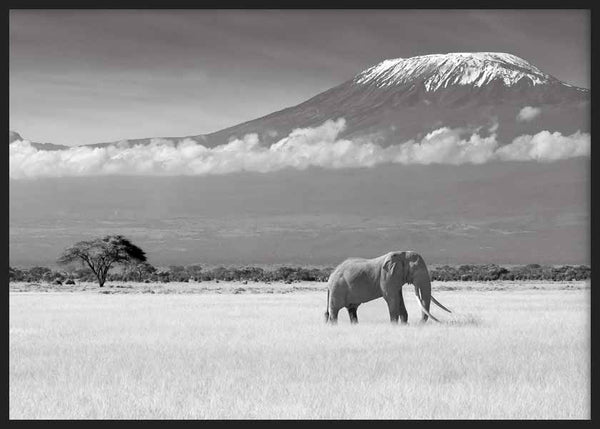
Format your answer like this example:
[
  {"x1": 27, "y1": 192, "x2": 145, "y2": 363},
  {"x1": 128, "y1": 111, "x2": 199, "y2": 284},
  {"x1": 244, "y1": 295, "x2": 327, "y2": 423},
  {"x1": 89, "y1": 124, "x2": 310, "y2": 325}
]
[{"x1": 383, "y1": 258, "x2": 397, "y2": 276}]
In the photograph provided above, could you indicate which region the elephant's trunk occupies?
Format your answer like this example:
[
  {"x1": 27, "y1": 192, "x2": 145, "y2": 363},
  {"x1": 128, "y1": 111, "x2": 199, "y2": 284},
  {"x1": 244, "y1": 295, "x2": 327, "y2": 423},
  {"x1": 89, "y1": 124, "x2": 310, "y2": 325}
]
[{"x1": 412, "y1": 256, "x2": 440, "y2": 323}]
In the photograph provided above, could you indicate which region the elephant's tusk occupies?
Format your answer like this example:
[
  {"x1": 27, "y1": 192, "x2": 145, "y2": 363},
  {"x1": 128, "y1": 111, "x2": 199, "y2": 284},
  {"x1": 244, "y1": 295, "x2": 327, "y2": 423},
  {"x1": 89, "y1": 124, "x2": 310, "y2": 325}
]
[
  {"x1": 431, "y1": 295, "x2": 452, "y2": 313},
  {"x1": 414, "y1": 295, "x2": 441, "y2": 323}
]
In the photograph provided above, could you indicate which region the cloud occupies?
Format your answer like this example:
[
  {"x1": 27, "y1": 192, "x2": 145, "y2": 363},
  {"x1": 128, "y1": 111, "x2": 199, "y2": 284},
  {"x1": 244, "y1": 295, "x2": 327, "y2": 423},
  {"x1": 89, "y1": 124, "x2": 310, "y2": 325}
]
[
  {"x1": 517, "y1": 106, "x2": 541, "y2": 122},
  {"x1": 386, "y1": 127, "x2": 498, "y2": 165},
  {"x1": 496, "y1": 130, "x2": 590, "y2": 162},
  {"x1": 9, "y1": 119, "x2": 590, "y2": 179}
]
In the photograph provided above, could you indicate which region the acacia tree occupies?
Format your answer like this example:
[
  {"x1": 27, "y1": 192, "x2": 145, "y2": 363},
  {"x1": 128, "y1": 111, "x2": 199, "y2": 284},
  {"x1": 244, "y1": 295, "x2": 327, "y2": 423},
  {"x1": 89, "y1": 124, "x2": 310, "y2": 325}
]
[{"x1": 57, "y1": 235, "x2": 147, "y2": 287}]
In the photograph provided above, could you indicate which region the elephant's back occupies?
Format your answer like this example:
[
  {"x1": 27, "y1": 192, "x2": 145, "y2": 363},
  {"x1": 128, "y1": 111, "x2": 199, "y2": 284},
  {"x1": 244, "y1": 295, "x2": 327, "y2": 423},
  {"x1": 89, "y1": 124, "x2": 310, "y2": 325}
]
[
  {"x1": 328, "y1": 258, "x2": 369, "y2": 286},
  {"x1": 332, "y1": 257, "x2": 369, "y2": 275},
  {"x1": 329, "y1": 258, "x2": 382, "y2": 304}
]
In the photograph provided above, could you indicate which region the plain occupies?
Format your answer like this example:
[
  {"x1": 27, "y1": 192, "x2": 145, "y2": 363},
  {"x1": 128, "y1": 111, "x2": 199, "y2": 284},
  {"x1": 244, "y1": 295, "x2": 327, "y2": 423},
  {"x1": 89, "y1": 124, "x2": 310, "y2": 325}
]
[{"x1": 9, "y1": 282, "x2": 590, "y2": 419}]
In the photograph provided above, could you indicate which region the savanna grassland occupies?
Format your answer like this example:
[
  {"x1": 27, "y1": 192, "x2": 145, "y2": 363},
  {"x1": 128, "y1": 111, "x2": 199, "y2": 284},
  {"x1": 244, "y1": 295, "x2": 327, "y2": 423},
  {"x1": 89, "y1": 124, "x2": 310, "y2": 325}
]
[{"x1": 10, "y1": 281, "x2": 590, "y2": 419}]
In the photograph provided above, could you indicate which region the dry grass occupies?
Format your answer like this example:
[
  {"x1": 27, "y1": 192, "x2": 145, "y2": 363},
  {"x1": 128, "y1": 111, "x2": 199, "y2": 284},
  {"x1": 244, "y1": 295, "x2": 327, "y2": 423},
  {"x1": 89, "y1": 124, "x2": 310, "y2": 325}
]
[
  {"x1": 10, "y1": 284, "x2": 590, "y2": 419},
  {"x1": 9, "y1": 279, "x2": 590, "y2": 294}
]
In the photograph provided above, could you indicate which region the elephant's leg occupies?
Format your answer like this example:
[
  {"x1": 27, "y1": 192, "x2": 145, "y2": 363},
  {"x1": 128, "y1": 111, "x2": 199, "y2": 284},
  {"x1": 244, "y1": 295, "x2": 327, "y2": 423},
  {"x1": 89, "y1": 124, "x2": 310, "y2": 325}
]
[
  {"x1": 328, "y1": 306, "x2": 340, "y2": 324},
  {"x1": 384, "y1": 294, "x2": 400, "y2": 324},
  {"x1": 347, "y1": 305, "x2": 359, "y2": 324}
]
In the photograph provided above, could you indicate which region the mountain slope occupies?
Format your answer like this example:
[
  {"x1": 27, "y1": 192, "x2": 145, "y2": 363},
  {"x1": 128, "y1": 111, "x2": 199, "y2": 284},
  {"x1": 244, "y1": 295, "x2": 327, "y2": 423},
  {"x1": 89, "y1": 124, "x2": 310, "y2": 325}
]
[
  {"x1": 11, "y1": 52, "x2": 589, "y2": 149},
  {"x1": 200, "y1": 52, "x2": 588, "y2": 147},
  {"x1": 10, "y1": 158, "x2": 589, "y2": 266},
  {"x1": 9, "y1": 130, "x2": 69, "y2": 150}
]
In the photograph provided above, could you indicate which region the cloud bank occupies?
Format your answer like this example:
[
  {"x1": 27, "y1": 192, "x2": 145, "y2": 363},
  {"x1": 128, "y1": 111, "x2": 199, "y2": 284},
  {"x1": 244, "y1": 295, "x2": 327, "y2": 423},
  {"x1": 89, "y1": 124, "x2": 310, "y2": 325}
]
[
  {"x1": 517, "y1": 106, "x2": 541, "y2": 122},
  {"x1": 9, "y1": 119, "x2": 590, "y2": 179},
  {"x1": 495, "y1": 130, "x2": 590, "y2": 161}
]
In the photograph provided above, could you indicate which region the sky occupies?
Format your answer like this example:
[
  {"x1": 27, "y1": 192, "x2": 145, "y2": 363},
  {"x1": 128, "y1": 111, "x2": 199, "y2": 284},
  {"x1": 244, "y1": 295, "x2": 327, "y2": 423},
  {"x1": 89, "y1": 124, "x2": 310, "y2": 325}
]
[{"x1": 10, "y1": 9, "x2": 590, "y2": 146}]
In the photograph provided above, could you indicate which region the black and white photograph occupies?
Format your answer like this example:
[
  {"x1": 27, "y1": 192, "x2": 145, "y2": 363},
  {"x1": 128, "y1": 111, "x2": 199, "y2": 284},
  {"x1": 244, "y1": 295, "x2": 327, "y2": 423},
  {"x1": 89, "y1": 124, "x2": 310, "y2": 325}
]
[{"x1": 8, "y1": 8, "x2": 591, "y2": 419}]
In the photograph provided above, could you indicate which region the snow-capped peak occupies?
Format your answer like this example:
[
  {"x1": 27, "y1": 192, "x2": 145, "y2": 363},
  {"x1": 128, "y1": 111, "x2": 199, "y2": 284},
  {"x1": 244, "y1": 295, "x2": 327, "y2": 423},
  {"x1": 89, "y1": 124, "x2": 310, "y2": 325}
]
[{"x1": 353, "y1": 52, "x2": 556, "y2": 91}]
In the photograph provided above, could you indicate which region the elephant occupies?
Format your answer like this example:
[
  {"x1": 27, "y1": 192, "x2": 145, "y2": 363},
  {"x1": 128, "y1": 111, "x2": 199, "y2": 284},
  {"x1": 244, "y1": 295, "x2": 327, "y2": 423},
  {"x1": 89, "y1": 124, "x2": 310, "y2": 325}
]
[{"x1": 324, "y1": 251, "x2": 451, "y2": 324}]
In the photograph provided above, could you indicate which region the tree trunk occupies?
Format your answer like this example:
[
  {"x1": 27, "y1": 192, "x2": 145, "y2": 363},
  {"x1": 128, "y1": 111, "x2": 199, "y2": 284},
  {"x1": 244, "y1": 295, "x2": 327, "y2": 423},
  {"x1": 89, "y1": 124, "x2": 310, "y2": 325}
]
[{"x1": 96, "y1": 272, "x2": 106, "y2": 288}]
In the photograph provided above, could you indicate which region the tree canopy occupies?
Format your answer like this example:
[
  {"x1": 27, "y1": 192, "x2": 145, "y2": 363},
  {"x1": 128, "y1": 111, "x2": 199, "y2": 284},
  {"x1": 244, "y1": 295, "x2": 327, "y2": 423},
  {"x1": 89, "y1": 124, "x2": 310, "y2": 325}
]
[{"x1": 57, "y1": 235, "x2": 147, "y2": 287}]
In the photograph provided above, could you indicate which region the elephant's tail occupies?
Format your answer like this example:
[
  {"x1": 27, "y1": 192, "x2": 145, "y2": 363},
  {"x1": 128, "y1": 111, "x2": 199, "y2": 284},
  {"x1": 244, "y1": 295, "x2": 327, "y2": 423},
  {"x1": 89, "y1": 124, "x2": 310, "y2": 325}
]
[{"x1": 324, "y1": 289, "x2": 330, "y2": 323}]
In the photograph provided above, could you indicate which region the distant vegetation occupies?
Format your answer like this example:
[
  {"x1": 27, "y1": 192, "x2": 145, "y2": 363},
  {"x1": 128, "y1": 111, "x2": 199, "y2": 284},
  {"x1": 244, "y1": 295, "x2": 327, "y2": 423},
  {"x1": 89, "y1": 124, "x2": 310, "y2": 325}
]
[
  {"x1": 429, "y1": 264, "x2": 590, "y2": 282},
  {"x1": 9, "y1": 263, "x2": 590, "y2": 284}
]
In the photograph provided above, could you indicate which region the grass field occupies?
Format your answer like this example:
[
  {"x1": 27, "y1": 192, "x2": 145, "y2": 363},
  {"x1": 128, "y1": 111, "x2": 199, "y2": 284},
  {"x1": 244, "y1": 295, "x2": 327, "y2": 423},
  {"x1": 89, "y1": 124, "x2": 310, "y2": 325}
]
[{"x1": 10, "y1": 282, "x2": 590, "y2": 419}]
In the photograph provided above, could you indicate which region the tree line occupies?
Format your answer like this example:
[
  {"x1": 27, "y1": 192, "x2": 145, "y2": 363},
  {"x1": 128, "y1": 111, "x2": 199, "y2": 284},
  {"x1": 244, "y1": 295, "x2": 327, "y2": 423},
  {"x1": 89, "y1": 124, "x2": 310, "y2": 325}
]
[
  {"x1": 429, "y1": 264, "x2": 590, "y2": 282},
  {"x1": 9, "y1": 262, "x2": 590, "y2": 284},
  {"x1": 7, "y1": 235, "x2": 591, "y2": 286}
]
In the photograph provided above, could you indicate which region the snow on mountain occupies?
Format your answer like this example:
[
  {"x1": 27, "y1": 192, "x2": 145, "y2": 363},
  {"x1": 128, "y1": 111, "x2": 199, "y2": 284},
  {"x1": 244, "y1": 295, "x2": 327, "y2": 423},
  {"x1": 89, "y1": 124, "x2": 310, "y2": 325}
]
[{"x1": 353, "y1": 52, "x2": 556, "y2": 90}]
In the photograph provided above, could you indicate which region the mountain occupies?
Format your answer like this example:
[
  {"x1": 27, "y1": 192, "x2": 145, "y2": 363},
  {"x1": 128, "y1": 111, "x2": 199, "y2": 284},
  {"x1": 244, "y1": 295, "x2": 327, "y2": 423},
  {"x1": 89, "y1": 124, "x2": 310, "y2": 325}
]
[
  {"x1": 9, "y1": 130, "x2": 69, "y2": 151},
  {"x1": 10, "y1": 52, "x2": 590, "y2": 150},
  {"x1": 9, "y1": 52, "x2": 590, "y2": 266},
  {"x1": 9, "y1": 131, "x2": 23, "y2": 143},
  {"x1": 200, "y1": 52, "x2": 588, "y2": 147}
]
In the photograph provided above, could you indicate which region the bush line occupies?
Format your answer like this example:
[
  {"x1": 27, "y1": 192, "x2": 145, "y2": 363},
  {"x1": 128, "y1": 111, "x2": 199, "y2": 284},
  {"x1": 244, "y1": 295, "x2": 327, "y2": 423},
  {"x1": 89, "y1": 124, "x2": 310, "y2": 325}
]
[{"x1": 9, "y1": 263, "x2": 591, "y2": 284}]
